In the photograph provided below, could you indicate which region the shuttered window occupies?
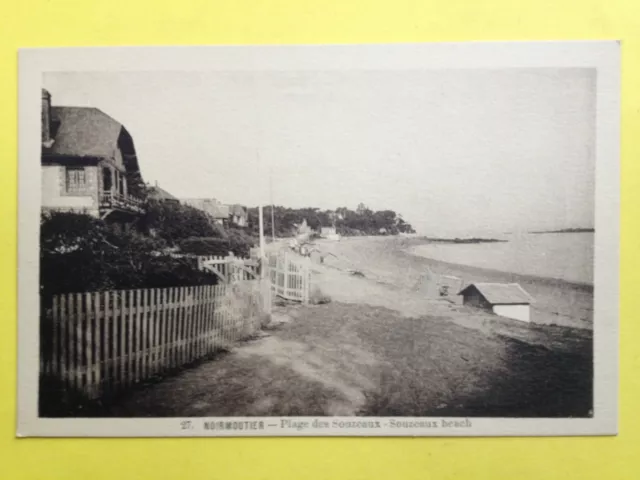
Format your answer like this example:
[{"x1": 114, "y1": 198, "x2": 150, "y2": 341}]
[{"x1": 66, "y1": 167, "x2": 87, "y2": 194}]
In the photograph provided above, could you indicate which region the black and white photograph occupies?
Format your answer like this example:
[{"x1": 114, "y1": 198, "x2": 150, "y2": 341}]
[{"x1": 17, "y1": 42, "x2": 619, "y2": 437}]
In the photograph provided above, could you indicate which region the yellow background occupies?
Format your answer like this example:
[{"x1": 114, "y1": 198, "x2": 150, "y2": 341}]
[{"x1": 1, "y1": 1, "x2": 637, "y2": 478}]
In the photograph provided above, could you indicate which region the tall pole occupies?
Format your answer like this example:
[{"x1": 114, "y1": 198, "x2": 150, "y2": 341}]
[
  {"x1": 259, "y1": 205, "x2": 265, "y2": 276},
  {"x1": 270, "y1": 168, "x2": 275, "y2": 242}
]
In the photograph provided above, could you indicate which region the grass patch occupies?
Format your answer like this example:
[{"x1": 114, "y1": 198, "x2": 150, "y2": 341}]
[{"x1": 277, "y1": 302, "x2": 592, "y2": 418}]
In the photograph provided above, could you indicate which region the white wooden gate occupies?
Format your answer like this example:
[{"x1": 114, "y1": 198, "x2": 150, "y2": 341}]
[
  {"x1": 197, "y1": 254, "x2": 260, "y2": 284},
  {"x1": 267, "y1": 251, "x2": 310, "y2": 304}
]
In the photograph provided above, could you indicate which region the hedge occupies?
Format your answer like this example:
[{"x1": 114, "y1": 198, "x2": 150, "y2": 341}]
[
  {"x1": 178, "y1": 230, "x2": 255, "y2": 258},
  {"x1": 40, "y1": 211, "x2": 219, "y2": 302}
]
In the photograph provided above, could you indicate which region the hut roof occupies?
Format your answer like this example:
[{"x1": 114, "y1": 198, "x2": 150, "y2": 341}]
[{"x1": 459, "y1": 283, "x2": 533, "y2": 305}]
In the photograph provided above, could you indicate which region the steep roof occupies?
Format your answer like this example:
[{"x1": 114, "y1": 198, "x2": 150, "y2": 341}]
[
  {"x1": 148, "y1": 185, "x2": 179, "y2": 202},
  {"x1": 181, "y1": 198, "x2": 229, "y2": 219},
  {"x1": 228, "y1": 204, "x2": 247, "y2": 217},
  {"x1": 459, "y1": 283, "x2": 533, "y2": 305},
  {"x1": 43, "y1": 105, "x2": 141, "y2": 177}
]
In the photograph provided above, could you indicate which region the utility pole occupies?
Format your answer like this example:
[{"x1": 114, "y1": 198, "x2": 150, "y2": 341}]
[
  {"x1": 257, "y1": 151, "x2": 266, "y2": 274},
  {"x1": 259, "y1": 205, "x2": 265, "y2": 274},
  {"x1": 270, "y1": 168, "x2": 276, "y2": 242}
]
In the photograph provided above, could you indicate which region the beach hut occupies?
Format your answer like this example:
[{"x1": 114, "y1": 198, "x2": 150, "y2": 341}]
[
  {"x1": 320, "y1": 226, "x2": 341, "y2": 241},
  {"x1": 458, "y1": 283, "x2": 533, "y2": 322}
]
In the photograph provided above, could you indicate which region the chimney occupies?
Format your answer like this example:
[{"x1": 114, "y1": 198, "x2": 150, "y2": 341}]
[{"x1": 41, "y1": 89, "x2": 52, "y2": 144}]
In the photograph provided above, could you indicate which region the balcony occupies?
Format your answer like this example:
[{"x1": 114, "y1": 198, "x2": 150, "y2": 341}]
[{"x1": 99, "y1": 191, "x2": 145, "y2": 215}]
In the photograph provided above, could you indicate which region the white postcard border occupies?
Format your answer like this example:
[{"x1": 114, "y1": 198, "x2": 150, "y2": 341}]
[{"x1": 17, "y1": 41, "x2": 620, "y2": 437}]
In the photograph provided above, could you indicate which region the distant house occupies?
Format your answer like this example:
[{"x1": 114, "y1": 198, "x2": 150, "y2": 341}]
[
  {"x1": 321, "y1": 226, "x2": 336, "y2": 236},
  {"x1": 41, "y1": 89, "x2": 145, "y2": 221},
  {"x1": 147, "y1": 182, "x2": 179, "y2": 204},
  {"x1": 296, "y1": 219, "x2": 312, "y2": 234},
  {"x1": 228, "y1": 204, "x2": 248, "y2": 227},
  {"x1": 181, "y1": 198, "x2": 229, "y2": 225},
  {"x1": 293, "y1": 219, "x2": 313, "y2": 242},
  {"x1": 320, "y1": 226, "x2": 340, "y2": 241},
  {"x1": 458, "y1": 283, "x2": 533, "y2": 323}
]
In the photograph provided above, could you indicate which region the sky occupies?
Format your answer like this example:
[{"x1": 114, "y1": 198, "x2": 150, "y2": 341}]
[{"x1": 43, "y1": 68, "x2": 596, "y2": 236}]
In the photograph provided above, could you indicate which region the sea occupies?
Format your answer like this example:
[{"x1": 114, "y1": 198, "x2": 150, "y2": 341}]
[{"x1": 410, "y1": 232, "x2": 594, "y2": 285}]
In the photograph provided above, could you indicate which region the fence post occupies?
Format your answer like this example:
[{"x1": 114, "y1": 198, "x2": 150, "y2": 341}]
[
  {"x1": 170, "y1": 287, "x2": 178, "y2": 369},
  {"x1": 60, "y1": 295, "x2": 68, "y2": 386},
  {"x1": 92, "y1": 292, "x2": 101, "y2": 396},
  {"x1": 158, "y1": 288, "x2": 167, "y2": 373},
  {"x1": 119, "y1": 291, "x2": 127, "y2": 388},
  {"x1": 67, "y1": 294, "x2": 76, "y2": 391},
  {"x1": 112, "y1": 290, "x2": 120, "y2": 389},
  {"x1": 185, "y1": 286, "x2": 193, "y2": 363},
  {"x1": 84, "y1": 293, "x2": 93, "y2": 397},
  {"x1": 142, "y1": 288, "x2": 149, "y2": 380},
  {"x1": 303, "y1": 262, "x2": 310, "y2": 305},
  {"x1": 74, "y1": 293, "x2": 83, "y2": 394},
  {"x1": 103, "y1": 291, "x2": 112, "y2": 391},
  {"x1": 178, "y1": 287, "x2": 186, "y2": 366},
  {"x1": 127, "y1": 290, "x2": 134, "y2": 387},
  {"x1": 134, "y1": 289, "x2": 142, "y2": 384},
  {"x1": 51, "y1": 296, "x2": 59, "y2": 379}
]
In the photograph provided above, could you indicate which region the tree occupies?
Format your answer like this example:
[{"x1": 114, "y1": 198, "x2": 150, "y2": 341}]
[
  {"x1": 141, "y1": 200, "x2": 224, "y2": 244},
  {"x1": 246, "y1": 204, "x2": 415, "y2": 238}
]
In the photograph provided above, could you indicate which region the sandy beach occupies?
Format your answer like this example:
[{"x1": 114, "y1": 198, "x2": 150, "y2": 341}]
[{"x1": 314, "y1": 235, "x2": 593, "y2": 330}]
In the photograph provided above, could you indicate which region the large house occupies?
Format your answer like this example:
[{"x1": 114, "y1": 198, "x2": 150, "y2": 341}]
[
  {"x1": 181, "y1": 198, "x2": 229, "y2": 225},
  {"x1": 41, "y1": 89, "x2": 145, "y2": 221}
]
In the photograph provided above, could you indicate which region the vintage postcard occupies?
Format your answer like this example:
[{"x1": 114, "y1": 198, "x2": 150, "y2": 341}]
[{"x1": 17, "y1": 42, "x2": 619, "y2": 437}]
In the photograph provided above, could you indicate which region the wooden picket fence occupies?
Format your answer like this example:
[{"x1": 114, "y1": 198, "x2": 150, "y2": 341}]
[
  {"x1": 40, "y1": 282, "x2": 268, "y2": 399},
  {"x1": 268, "y1": 251, "x2": 311, "y2": 304}
]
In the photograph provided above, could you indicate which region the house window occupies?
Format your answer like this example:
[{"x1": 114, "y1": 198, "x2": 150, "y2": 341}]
[
  {"x1": 102, "y1": 168, "x2": 113, "y2": 192},
  {"x1": 65, "y1": 167, "x2": 87, "y2": 194}
]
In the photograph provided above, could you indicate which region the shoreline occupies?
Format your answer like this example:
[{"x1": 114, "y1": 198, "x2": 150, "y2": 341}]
[
  {"x1": 405, "y1": 243, "x2": 593, "y2": 292},
  {"x1": 316, "y1": 236, "x2": 594, "y2": 329}
]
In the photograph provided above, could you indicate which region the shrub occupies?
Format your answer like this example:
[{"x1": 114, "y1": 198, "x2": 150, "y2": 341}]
[
  {"x1": 227, "y1": 228, "x2": 256, "y2": 257},
  {"x1": 179, "y1": 230, "x2": 256, "y2": 258},
  {"x1": 336, "y1": 226, "x2": 363, "y2": 237},
  {"x1": 141, "y1": 200, "x2": 224, "y2": 244},
  {"x1": 178, "y1": 237, "x2": 232, "y2": 256},
  {"x1": 40, "y1": 211, "x2": 218, "y2": 301}
]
